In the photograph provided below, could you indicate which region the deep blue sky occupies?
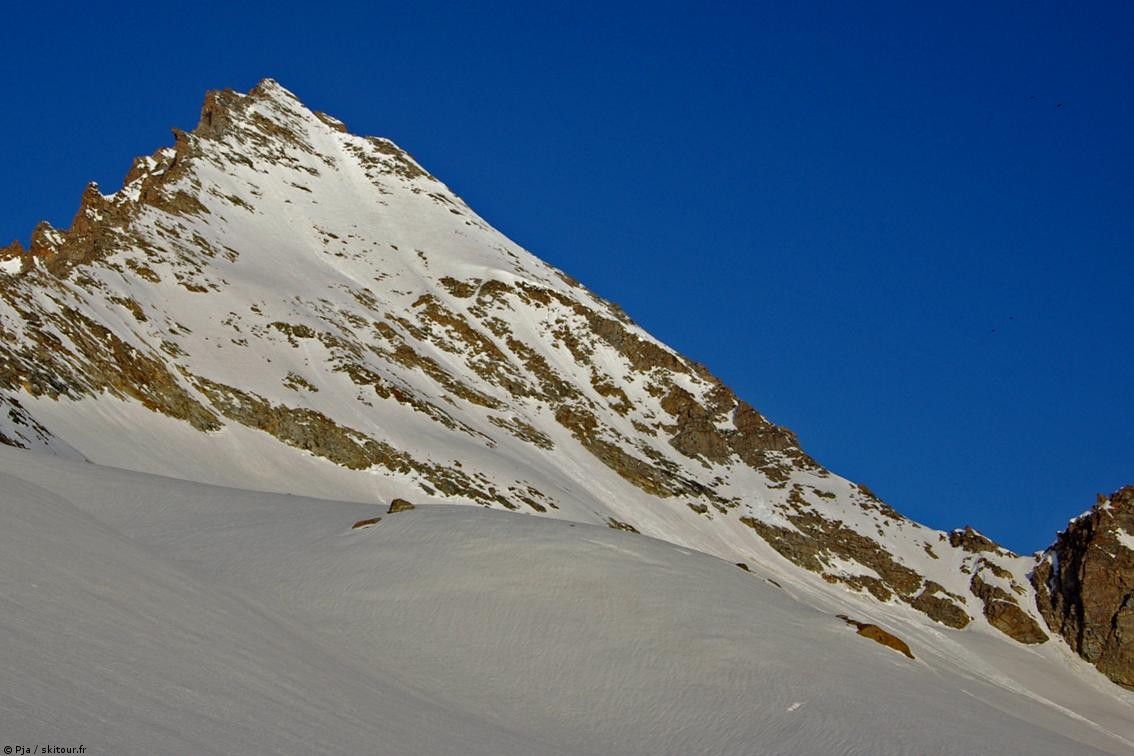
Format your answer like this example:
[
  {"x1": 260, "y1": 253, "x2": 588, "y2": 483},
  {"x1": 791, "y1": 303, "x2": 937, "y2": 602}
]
[{"x1": 3, "y1": 2, "x2": 1131, "y2": 552}]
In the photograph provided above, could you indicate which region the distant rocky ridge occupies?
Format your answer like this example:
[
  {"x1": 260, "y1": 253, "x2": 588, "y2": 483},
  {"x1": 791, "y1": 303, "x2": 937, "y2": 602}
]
[{"x1": 0, "y1": 80, "x2": 1128, "y2": 688}]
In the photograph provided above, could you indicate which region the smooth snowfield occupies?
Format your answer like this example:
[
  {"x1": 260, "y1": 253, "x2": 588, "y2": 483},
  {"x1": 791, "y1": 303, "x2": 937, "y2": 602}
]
[{"x1": 1, "y1": 447, "x2": 1131, "y2": 755}]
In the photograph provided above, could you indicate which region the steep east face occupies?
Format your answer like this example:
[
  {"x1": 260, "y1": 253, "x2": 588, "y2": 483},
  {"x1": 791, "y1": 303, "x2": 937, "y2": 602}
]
[{"x1": 0, "y1": 80, "x2": 1125, "y2": 684}]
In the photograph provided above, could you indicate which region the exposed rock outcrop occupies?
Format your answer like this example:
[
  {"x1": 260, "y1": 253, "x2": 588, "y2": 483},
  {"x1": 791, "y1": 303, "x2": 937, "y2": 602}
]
[
  {"x1": 911, "y1": 581, "x2": 971, "y2": 629},
  {"x1": 351, "y1": 516, "x2": 381, "y2": 530},
  {"x1": 387, "y1": 498, "x2": 415, "y2": 514},
  {"x1": 971, "y1": 570, "x2": 1048, "y2": 644},
  {"x1": 837, "y1": 614, "x2": 914, "y2": 659},
  {"x1": 1033, "y1": 487, "x2": 1134, "y2": 689},
  {"x1": 742, "y1": 500, "x2": 972, "y2": 629},
  {"x1": 1, "y1": 240, "x2": 24, "y2": 271},
  {"x1": 936, "y1": 528, "x2": 1050, "y2": 643},
  {"x1": 950, "y1": 526, "x2": 1006, "y2": 555},
  {"x1": 606, "y1": 517, "x2": 640, "y2": 533}
]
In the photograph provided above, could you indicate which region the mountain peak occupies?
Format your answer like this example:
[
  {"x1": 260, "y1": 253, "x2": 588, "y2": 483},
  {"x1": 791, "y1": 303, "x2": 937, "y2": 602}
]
[
  {"x1": 2, "y1": 79, "x2": 441, "y2": 276},
  {"x1": 1, "y1": 81, "x2": 1132, "y2": 692},
  {"x1": 195, "y1": 79, "x2": 309, "y2": 139},
  {"x1": 250, "y1": 76, "x2": 288, "y2": 95}
]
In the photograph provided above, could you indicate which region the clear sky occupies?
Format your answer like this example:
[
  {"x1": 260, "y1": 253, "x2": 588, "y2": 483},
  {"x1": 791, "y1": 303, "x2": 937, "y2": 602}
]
[{"x1": 2, "y1": 2, "x2": 1131, "y2": 552}]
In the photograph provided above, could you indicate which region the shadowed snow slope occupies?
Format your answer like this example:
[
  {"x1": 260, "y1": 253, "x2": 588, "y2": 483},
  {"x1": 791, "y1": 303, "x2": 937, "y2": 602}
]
[{"x1": 2, "y1": 446, "x2": 1132, "y2": 754}]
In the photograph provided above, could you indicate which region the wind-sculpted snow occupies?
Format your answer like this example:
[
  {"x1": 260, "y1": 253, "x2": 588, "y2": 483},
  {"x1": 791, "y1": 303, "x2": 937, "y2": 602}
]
[
  {"x1": 0, "y1": 80, "x2": 1124, "y2": 684},
  {"x1": 2, "y1": 447, "x2": 1132, "y2": 754}
]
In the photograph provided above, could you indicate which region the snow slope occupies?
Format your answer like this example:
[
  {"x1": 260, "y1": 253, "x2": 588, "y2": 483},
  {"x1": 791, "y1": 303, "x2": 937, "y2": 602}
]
[{"x1": 2, "y1": 446, "x2": 1132, "y2": 754}]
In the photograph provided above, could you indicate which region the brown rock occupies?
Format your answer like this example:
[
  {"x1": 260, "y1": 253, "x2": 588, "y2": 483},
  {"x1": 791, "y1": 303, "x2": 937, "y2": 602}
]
[
  {"x1": 949, "y1": 526, "x2": 1009, "y2": 555},
  {"x1": 554, "y1": 403, "x2": 720, "y2": 501},
  {"x1": 1033, "y1": 487, "x2": 1134, "y2": 688},
  {"x1": 910, "y1": 582, "x2": 971, "y2": 629},
  {"x1": 314, "y1": 111, "x2": 349, "y2": 133},
  {"x1": 970, "y1": 572, "x2": 1047, "y2": 644},
  {"x1": 984, "y1": 598, "x2": 1049, "y2": 644},
  {"x1": 196, "y1": 88, "x2": 242, "y2": 138},
  {"x1": 606, "y1": 517, "x2": 640, "y2": 534},
  {"x1": 837, "y1": 615, "x2": 914, "y2": 659},
  {"x1": 1, "y1": 240, "x2": 22, "y2": 263},
  {"x1": 351, "y1": 517, "x2": 381, "y2": 530},
  {"x1": 660, "y1": 385, "x2": 731, "y2": 464},
  {"x1": 740, "y1": 503, "x2": 922, "y2": 605},
  {"x1": 387, "y1": 498, "x2": 415, "y2": 514}
]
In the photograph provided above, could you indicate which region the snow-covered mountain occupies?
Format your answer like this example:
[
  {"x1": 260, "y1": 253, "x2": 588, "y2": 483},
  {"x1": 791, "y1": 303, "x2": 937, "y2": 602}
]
[{"x1": 1, "y1": 80, "x2": 1132, "y2": 749}]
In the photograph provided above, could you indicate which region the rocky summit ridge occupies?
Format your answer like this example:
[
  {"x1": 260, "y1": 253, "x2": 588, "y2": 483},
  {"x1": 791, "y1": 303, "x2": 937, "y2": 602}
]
[{"x1": 1, "y1": 80, "x2": 1130, "y2": 689}]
